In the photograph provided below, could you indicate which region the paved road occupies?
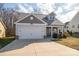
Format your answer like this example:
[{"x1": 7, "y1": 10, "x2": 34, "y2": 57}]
[{"x1": 0, "y1": 39, "x2": 79, "y2": 56}]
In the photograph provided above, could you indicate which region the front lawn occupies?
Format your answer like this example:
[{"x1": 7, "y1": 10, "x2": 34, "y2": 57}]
[
  {"x1": 0, "y1": 37, "x2": 15, "y2": 49},
  {"x1": 56, "y1": 37, "x2": 79, "y2": 50}
]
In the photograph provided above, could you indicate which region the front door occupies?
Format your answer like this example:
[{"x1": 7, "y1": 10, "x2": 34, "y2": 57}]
[
  {"x1": 52, "y1": 27, "x2": 58, "y2": 38},
  {"x1": 53, "y1": 27, "x2": 58, "y2": 33}
]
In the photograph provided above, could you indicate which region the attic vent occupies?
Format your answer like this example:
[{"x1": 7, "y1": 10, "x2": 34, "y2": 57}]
[{"x1": 30, "y1": 16, "x2": 34, "y2": 20}]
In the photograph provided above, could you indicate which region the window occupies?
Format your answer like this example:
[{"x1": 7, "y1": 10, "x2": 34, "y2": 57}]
[
  {"x1": 51, "y1": 16, "x2": 54, "y2": 20},
  {"x1": 47, "y1": 16, "x2": 51, "y2": 20},
  {"x1": 30, "y1": 16, "x2": 34, "y2": 20},
  {"x1": 47, "y1": 16, "x2": 54, "y2": 20},
  {"x1": 72, "y1": 25, "x2": 75, "y2": 28}
]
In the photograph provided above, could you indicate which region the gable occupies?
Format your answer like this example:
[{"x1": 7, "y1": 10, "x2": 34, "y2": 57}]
[
  {"x1": 42, "y1": 16, "x2": 55, "y2": 25},
  {"x1": 70, "y1": 12, "x2": 79, "y2": 24},
  {"x1": 42, "y1": 12, "x2": 56, "y2": 25},
  {"x1": 51, "y1": 19, "x2": 64, "y2": 26},
  {"x1": 15, "y1": 14, "x2": 47, "y2": 24}
]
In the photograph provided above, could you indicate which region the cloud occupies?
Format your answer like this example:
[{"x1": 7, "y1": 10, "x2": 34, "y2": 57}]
[
  {"x1": 17, "y1": 4, "x2": 29, "y2": 13},
  {"x1": 55, "y1": 7, "x2": 63, "y2": 14},
  {"x1": 17, "y1": 4, "x2": 34, "y2": 13},
  {"x1": 58, "y1": 10, "x2": 78, "y2": 23},
  {"x1": 4, "y1": 3, "x2": 79, "y2": 23},
  {"x1": 37, "y1": 3, "x2": 54, "y2": 14}
]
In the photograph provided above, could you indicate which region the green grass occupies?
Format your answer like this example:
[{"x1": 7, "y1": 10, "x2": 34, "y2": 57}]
[
  {"x1": 0, "y1": 37, "x2": 15, "y2": 49},
  {"x1": 56, "y1": 37, "x2": 79, "y2": 50}
]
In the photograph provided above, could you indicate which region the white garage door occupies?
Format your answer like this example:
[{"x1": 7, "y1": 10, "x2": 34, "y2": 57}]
[{"x1": 16, "y1": 25, "x2": 45, "y2": 39}]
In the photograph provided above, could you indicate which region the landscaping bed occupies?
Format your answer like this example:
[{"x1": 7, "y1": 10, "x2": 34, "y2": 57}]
[
  {"x1": 56, "y1": 37, "x2": 79, "y2": 50},
  {"x1": 0, "y1": 37, "x2": 15, "y2": 49}
]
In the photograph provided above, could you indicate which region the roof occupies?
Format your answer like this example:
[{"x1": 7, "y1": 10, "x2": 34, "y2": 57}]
[
  {"x1": 64, "y1": 21, "x2": 70, "y2": 28},
  {"x1": 65, "y1": 21, "x2": 70, "y2": 25},
  {"x1": 15, "y1": 12, "x2": 58, "y2": 25},
  {"x1": 48, "y1": 12, "x2": 56, "y2": 16},
  {"x1": 51, "y1": 18, "x2": 64, "y2": 26}
]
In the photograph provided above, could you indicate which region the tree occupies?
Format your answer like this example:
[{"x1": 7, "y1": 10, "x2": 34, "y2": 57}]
[
  {"x1": 0, "y1": 4, "x2": 19, "y2": 36},
  {"x1": 2, "y1": 9, "x2": 18, "y2": 36}
]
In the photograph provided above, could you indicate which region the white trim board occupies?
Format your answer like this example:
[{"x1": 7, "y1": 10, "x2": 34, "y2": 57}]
[{"x1": 16, "y1": 23, "x2": 46, "y2": 25}]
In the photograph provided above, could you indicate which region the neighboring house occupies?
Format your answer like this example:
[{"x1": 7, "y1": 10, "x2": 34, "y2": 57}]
[
  {"x1": 66, "y1": 12, "x2": 79, "y2": 33},
  {"x1": 64, "y1": 21, "x2": 70, "y2": 32},
  {"x1": 14, "y1": 12, "x2": 64, "y2": 39},
  {"x1": 0, "y1": 18, "x2": 6, "y2": 38}
]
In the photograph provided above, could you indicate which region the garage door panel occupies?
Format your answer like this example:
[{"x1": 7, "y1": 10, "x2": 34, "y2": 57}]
[{"x1": 17, "y1": 25, "x2": 45, "y2": 39}]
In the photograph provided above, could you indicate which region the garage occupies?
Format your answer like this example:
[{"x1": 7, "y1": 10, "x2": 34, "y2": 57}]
[
  {"x1": 16, "y1": 24, "x2": 46, "y2": 39},
  {"x1": 15, "y1": 14, "x2": 47, "y2": 39}
]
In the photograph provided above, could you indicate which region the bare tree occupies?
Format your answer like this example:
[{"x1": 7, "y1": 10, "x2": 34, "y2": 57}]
[
  {"x1": 2, "y1": 9, "x2": 19, "y2": 36},
  {"x1": 0, "y1": 7, "x2": 18, "y2": 36},
  {"x1": 0, "y1": 4, "x2": 19, "y2": 36}
]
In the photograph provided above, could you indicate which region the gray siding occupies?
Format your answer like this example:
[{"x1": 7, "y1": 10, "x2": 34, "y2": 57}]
[{"x1": 18, "y1": 15, "x2": 44, "y2": 24}]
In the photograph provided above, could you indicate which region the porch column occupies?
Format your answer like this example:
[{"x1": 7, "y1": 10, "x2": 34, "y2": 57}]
[
  {"x1": 52, "y1": 27, "x2": 53, "y2": 38},
  {"x1": 58, "y1": 27, "x2": 59, "y2": 35},
  {"x1": 62, "y1": 26, "x2": 64, "y2": 36},
  {"x1": 51, "y1": 26, "x2": 52, "y2": 38}
]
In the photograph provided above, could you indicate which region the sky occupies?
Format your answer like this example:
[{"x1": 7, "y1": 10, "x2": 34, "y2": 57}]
[{"x1": 3, "y1": 3, "x2": 79, "y2": 23}]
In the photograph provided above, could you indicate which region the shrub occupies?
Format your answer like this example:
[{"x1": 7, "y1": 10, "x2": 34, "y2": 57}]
[{"x1": 62, "y1": 32, "x2": 69, "y2": 38}]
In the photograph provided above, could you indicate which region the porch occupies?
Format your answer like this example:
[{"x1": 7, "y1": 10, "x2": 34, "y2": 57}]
[{"x1": 46, "y1": 25, "x2": 64, "y2": 39}]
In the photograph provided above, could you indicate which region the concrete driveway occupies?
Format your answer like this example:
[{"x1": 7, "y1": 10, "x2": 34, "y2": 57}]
[{"x1": 0, "y1": 39, "x2": 79, "y2": 56}]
